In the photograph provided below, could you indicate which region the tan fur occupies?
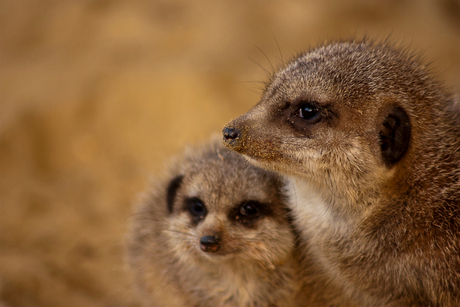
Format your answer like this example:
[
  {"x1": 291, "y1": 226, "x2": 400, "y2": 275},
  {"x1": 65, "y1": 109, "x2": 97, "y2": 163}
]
[
  {"x1": 223, "y1": 40, "x2": 460, "y2": 306},
  {"x1": 126, "y1": 136, "x2": 302, "y2": 307}
]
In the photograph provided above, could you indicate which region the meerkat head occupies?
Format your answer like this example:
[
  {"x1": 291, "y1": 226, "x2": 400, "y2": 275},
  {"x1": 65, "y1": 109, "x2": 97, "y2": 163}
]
[
  {"x1": 221, "y1": 41, "x2": 441, "y2": 197},
  {"x1": 162, "y1": 141, "x2": 294, "y2": 269}
]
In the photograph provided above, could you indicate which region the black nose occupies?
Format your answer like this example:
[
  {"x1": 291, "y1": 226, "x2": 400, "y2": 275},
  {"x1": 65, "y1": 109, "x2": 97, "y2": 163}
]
[
  {"x1": 222, "y1": 126, "x2": 241, "y2": 142},
  {"x1": 200, "y1": 235, "x2": 220, "y2": 253}
]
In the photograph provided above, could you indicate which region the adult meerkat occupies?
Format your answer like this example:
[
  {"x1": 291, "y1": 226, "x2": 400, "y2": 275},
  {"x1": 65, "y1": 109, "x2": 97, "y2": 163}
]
[
  {"x1": 223, "y1": 40, "x2": 460, "y2": 306},
  {"x1": 126, "y1": 137, "x2": 301, "y2": 307}
]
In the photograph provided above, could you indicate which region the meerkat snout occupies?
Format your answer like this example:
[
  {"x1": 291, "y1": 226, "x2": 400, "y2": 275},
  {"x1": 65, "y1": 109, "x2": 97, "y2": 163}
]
[
  {"x1": 223, "y1": 126, "x2": 240, "y2": 140},
  {"x1": 199, "y1": 235, "x2": 220, "y2": 253},
  {"x1": 222, "y1": 125, "x2": 242, "y2": 150}
]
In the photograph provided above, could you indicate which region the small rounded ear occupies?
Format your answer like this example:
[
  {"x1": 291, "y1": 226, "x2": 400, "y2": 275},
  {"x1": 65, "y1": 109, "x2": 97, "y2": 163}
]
[
  {"x1": 166, "y1": 175, "x2": 184, "y2": 214},
  {"x1": 379, "y1": 106, "x2": 411, "y2": 166}
]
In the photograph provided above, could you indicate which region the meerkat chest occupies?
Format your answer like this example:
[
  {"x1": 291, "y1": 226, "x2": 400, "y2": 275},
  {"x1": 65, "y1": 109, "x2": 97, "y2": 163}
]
[
  {"x1": 190, "y1": 265, "x2": 272, "y2": 307},
  {"x1": 287, "y1": 179, "x2": 337, "y2": 234},
  {"x1": 287, "y1": 178, "x2": 389, "y2": 305},
  {"x1": 287, "y1": 178, "x2": 354, "y2": 266}
]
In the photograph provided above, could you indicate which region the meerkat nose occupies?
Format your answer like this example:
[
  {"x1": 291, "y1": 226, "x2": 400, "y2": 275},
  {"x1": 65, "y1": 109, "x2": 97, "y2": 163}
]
[
  {"x1": 223, "y1": 126, "x2": 240, "y2": 140},
  {"x1": 200, "y1": 235, "x2": 221, "y2": 253},
  {"x1": 223, "y1": 122, "x2": 247, "y2": 152}
]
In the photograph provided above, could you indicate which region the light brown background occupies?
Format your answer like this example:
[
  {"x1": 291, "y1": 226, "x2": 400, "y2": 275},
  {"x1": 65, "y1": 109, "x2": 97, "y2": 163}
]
[{"x1": 1, "y1": 1, "x2": 459, "y2": 306}]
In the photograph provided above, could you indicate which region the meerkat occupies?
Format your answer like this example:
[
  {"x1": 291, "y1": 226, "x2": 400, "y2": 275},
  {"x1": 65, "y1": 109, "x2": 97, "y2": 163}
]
[
  {"x1": 222, "y1": 40, "x2": 460, "y2": 306},
  {"x1": 126, "y1": 136, "x2": 302, "y2": 307}
]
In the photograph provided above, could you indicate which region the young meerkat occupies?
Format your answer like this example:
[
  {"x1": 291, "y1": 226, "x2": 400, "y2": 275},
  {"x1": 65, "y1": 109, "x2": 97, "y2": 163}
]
[
  {"x1": 223, "y1": 40, "x2": 460, "y2": 306},
  {"x1": 126, "y1": 136, "x2": 302, "y2": 307}
]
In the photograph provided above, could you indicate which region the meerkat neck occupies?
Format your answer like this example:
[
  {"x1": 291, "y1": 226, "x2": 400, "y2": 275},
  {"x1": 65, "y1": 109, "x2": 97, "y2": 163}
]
[
  {"x1": 287, "y1": 176, "x2": 362, "y2": 234},
  {"x1": 289, "y1": 172, "x2": 382, "y2": 215}
]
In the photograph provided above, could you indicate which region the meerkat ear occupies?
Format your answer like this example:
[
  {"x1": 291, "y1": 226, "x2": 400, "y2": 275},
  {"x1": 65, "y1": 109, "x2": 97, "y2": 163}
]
[
  {"x1": 166, "y1": 175, "x2": 184, "y2": 214},
  {"x1": 379, "y1": 106, "x2": 411, "y2": 166}
]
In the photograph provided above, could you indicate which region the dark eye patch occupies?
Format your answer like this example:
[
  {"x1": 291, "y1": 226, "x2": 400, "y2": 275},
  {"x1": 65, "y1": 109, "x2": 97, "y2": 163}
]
[
  {"x1": 183, "y1": 197, "x2": 207, "y2": 225},
  {"x1": 166, "y1": 175, "x2": 184, "y2": 214},
  {"x1": 229, "y1": 200, "x2": 272, "y2": 228}
]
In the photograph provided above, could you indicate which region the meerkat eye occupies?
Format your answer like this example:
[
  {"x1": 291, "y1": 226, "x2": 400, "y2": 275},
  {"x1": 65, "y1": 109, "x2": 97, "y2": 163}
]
[
  {"x1": 240, "y1": 203, "x2": 259, "y2": 216},
  {"x1": 229, "y1": 200, "x2": 272, "y2": 228},
  {"x1": 298, "y1": 103, "x2": 321, "y2": 121},
  {"x1": 185, "y1": 197, "x2": 207, "y2": 219},
  {"x1": 236, "y1": 201, "x2": 262, "y2": 220}
]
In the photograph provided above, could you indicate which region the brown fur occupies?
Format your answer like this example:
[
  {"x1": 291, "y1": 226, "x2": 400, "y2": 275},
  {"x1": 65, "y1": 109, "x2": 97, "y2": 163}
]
[
  {"x1": 223, "y1": 40, "x2": 460, "y2": 306},
  {"x1": 126, "y1": 136, "x2": 303, "y2": 307}
]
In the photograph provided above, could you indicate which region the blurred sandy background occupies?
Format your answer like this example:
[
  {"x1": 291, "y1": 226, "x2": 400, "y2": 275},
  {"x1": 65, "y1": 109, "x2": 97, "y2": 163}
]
[{"x1": 0, "y1": 0, "x2": 459, "y2": 306}]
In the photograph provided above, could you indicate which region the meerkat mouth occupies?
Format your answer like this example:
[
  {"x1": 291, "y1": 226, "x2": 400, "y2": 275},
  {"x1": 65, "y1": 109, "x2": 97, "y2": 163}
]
[
  {"x1": 199, "y1": 249, "x2": 237, "y2": 262},
  {"x1": 243, "y1": 155, "x2": 280, "y2": 172}
]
